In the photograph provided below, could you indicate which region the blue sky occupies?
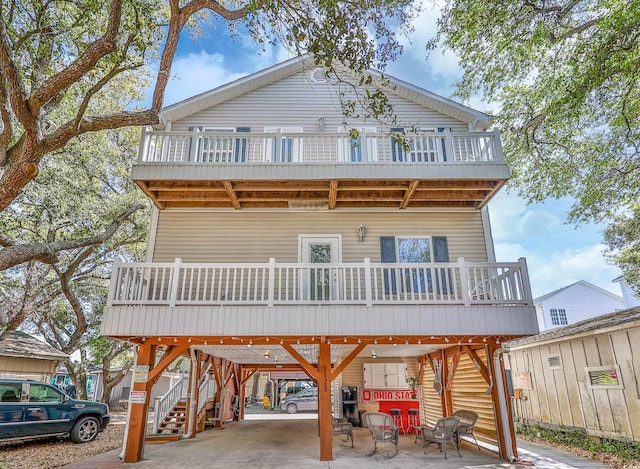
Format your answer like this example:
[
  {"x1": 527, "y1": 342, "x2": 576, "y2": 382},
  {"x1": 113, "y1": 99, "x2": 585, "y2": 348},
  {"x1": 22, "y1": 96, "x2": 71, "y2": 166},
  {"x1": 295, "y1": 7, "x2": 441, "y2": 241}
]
[{"x1": 160, "y1": 6, "x2": 622, "y2": 299}]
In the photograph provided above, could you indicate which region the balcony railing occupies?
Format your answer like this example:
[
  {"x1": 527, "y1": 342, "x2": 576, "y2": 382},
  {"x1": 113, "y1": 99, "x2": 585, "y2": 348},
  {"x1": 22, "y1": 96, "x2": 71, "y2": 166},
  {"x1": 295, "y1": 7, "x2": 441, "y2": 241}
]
[
  {"x1": 138, "y1": 129, "x2": 503, "y2": 165},
  {"x1": 107, "y1": 257, "x2": 532, "y2": 308}
]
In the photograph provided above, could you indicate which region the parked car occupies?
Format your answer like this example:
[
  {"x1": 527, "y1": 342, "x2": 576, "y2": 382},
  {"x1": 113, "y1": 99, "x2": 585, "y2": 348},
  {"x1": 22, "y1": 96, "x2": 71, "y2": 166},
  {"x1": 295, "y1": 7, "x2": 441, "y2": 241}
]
[
  {"x1": 0, "y1": 379, "x2": 110, "y2": 444},
  {"x1": 280, "y1": 387, "x2": 318, "y2": 414},
  {"x1": 278, "y1": 380, "x2": 313, "y2": 401}
]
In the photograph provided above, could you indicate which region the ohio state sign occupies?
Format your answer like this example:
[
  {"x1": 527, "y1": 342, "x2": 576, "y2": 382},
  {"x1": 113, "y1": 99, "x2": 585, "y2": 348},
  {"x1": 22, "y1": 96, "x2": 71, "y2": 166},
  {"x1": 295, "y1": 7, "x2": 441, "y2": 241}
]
[{"x1": 361, "y1": 389, "x2": 417, "y2": 401}]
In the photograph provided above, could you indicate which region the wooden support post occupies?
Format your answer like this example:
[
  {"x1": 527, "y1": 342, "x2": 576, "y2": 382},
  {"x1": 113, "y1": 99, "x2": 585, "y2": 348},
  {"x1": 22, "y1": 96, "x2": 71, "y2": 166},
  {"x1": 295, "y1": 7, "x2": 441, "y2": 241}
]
[
  {"x1": 185, "y1": 350, "x2": 201, "y2": 438},
  {"x1": 440, "y1": 349, "x2": 453, "y2": 416},
  {"x1": 318, "y1": 338, "x2": 333, "y2": 462},
  {"x1": 487, "y1": 342, "x2": 516, "y2": 460},
  {"x1": 124, "y1": 342, "x2": 156, "y2": 463}
]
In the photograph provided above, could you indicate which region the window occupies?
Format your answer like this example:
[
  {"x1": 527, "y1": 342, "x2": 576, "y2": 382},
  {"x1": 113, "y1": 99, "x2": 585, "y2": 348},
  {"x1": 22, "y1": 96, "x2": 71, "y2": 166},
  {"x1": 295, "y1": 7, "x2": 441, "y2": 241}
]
[
  {"x1": 547, "y1": 355, "x2": 562, "y2": 369},
  {"x1": 390, "y1": 127, "x2": 447, "y2": 162},
  {"x1": 586, "y1": 365, "x2": 623, "y2": 389},
  {"x1": 0, "y1": 384, "x2": 21, "y2": 402},
  {"x1": 28, "y1": 384, "x2": 62, "y2": 403},
  {"x1": 337, "y1": 127, "x2": 378, "y2": 162},
  {"x1": 264, "y1": 127, "x2": 303, "y2": 162},
  {"x1": 550, "y1": 308, "x2": 568, "y2": 326}
]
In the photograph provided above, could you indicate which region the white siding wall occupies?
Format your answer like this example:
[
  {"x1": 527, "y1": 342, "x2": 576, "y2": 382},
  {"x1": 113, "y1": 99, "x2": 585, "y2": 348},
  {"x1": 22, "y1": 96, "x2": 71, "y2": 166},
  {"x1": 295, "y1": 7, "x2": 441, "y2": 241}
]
[
  {"x1": 152, "y1": 210, "x2": 488, "y2": 263},
  {"x1": 538, "y1": 284, "x2": 624, "y2": 331},
  {"x1": 171, "y1": 71, "x2": 469, "y2": 133}
]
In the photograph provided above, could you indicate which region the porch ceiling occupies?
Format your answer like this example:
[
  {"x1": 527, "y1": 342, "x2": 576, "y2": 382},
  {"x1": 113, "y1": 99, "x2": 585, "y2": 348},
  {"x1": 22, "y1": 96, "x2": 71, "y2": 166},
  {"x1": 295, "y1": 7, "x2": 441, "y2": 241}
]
[
  {"x1": 194, "y1": 343, "x2": 441, "y2": 365},
  {"x1": 135, "y1": 178, "x2": 505, "y2": 210}
]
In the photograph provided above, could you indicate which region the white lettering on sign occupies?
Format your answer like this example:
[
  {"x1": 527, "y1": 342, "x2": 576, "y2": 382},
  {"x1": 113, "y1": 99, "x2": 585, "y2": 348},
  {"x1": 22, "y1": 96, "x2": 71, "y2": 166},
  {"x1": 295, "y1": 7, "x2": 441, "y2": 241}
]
[{"x1": 361, "y1": 389, "x2": 415, "y2": 401}]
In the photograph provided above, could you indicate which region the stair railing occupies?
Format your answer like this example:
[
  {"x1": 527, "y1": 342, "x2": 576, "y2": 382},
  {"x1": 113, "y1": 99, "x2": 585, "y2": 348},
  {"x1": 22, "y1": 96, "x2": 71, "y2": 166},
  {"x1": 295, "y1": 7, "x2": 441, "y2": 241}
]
[
  {"x1": 153, "y1": 374, "x2": 186, "y2": 433},
  {"x1": 197, "y1": 367, "x2": 217, "y2": 416}
]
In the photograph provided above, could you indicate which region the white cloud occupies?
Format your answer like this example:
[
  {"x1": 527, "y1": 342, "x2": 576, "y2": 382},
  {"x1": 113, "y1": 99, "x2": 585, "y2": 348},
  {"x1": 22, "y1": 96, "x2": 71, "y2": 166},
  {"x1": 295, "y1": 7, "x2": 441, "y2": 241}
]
[
  {"x1": 496, "y1": 242, "x2": 620, "y2": 298},
  {"x1": 164, "y1": 51, "x2": 246, "y2": 106}
]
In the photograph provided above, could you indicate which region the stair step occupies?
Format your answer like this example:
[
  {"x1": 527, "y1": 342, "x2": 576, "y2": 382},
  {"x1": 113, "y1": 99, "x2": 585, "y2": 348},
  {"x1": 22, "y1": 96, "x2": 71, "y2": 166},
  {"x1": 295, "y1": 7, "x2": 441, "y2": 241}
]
[{"x1": 145, "y1": 434, "x2": 181, "y2": 444}]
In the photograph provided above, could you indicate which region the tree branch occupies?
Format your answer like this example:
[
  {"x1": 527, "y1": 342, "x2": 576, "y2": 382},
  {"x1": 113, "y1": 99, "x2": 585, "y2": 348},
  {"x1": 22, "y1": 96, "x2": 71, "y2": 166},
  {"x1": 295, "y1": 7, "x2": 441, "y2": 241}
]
[{"x1": 0, "y1": 203, "x2": 144, "y2": 270}]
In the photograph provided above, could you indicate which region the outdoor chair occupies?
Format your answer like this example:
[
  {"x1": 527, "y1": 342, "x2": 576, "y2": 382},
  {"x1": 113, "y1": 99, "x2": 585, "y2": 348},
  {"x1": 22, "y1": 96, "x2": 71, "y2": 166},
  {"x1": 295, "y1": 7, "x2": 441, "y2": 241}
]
[
  {"x1": 419, "y1": 416, "x2": 461, "y2": 459},
  {"x1": 453, "y1": 409, "x2": 481, "y2": 450},
  {"x1": 361, "y1": 411, "x2": 399, "y2": 457},
  {"x1": 332, "y1": 416, "x2": 354, "y2": 447}
]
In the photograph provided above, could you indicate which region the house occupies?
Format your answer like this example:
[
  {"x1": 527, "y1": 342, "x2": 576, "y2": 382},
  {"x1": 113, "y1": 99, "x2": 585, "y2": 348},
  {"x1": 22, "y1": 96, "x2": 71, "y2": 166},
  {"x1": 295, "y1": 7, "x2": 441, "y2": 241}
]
[
  {"x1": 613, "y1": 276, "x2": 640, "y2": 308},
  {"x1": 101, "y1": 56, "x2": 538, "y2": 462},
  {"x1": 505, "y1": 306, "x2": 640, "y2": 443},
  {"x1": 534, "y1": 280, "x2": 624, "y2": 331},
  {"x1": 0, "y1": 331, "x2": 68, "y2": 381}
]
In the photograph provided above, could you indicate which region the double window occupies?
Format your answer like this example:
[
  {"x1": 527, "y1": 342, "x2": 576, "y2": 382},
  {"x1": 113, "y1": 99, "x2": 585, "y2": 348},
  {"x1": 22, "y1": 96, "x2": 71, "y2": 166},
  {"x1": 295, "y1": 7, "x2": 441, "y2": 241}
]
[
  {"x1": 390, "y1": 127, "x2": 448, "y2": 162},
  {"x1": 549, "y1": 308, "x2": 567, "y2": 326}
]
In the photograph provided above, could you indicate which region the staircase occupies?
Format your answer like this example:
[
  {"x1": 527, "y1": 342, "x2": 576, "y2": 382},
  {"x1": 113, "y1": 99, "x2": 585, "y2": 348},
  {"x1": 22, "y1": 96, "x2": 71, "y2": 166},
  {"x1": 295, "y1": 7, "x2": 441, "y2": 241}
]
[{"x1": 157, "y1": 400, "x2": 187, "y2": 434}]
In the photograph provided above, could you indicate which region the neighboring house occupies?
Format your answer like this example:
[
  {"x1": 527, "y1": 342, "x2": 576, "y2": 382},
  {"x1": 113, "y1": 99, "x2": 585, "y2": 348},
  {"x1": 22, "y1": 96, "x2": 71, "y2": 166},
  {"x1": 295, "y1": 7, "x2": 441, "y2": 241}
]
[
  {"x1": 505, "y1": 306, "x2": 640, "y2": 442},
  {"x1": 53, "y1": 364, "x2": 182, "y2": 409},
  {"x1": 101, "y1": 56, "x2": 538, "y2": 463},
  {"x1": 0, "y1": 331, "x2": 68, "y2": 381},
  {"x1": 534, "y1": 280, "x2": 624, "y2": 331},
  {"x1": 613, "y1": 276, "x2": 640, "y2": 308}
]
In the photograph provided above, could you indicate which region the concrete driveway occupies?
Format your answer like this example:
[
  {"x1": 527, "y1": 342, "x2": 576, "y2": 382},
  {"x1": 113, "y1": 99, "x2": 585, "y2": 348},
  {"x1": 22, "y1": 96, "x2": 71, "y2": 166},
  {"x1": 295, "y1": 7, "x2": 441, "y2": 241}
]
[{"x1": 66, "y1": 415, "x2": 613, "y2": 469}]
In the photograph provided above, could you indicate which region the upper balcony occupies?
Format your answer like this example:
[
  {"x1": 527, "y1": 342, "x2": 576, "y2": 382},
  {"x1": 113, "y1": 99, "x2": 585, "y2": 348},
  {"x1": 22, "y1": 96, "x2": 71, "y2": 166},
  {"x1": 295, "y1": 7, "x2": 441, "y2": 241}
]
[{"x1": 133, "y1": 128, "x2": 509, "y2": 210}]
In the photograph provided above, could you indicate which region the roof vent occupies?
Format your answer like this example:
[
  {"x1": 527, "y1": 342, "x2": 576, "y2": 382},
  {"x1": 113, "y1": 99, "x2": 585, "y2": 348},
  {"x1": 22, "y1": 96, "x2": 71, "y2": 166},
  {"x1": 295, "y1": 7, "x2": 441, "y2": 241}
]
[{"x1": 309, "y1": 68, "x2": 327, "y2": 84}]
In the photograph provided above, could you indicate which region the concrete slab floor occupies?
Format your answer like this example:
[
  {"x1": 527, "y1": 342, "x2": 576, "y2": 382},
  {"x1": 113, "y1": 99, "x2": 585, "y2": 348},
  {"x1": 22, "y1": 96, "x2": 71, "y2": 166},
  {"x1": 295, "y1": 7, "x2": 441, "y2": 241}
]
[{"x1": 86, "y1": 418, "x2": 613, "y2": 469}]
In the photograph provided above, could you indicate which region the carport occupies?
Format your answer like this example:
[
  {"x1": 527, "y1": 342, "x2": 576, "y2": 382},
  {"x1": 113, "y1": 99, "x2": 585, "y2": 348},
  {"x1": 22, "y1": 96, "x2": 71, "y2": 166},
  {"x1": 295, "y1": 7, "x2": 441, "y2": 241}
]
[{"x1": 121, "y1": 334, "x2": 517, "y2": 464}]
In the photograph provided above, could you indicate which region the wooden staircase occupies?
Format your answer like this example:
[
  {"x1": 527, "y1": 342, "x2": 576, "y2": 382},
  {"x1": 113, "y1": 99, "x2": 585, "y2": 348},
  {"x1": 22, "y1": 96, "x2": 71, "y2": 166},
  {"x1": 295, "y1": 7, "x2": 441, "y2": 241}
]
[{"x1": 156, "y1": 399, "x2": 187, "y2": 434}]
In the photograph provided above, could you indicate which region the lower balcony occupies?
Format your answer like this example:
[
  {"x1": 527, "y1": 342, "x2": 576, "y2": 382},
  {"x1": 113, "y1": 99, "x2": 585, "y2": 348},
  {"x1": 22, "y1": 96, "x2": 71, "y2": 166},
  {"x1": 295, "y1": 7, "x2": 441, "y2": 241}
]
[{"x1": 102, "y1": 258, "x2": 538, "y2": 339}]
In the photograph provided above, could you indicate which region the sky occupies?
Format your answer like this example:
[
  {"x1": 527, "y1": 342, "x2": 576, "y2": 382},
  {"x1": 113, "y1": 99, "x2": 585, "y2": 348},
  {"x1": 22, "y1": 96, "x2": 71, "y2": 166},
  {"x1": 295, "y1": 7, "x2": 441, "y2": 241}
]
[{"x1": 158, "y1": 5, "x2": 622, "y2": 300}]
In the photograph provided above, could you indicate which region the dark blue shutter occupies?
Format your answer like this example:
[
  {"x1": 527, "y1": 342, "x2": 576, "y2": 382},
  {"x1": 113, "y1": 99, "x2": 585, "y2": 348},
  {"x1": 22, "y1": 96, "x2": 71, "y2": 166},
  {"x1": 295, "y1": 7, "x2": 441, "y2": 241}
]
[
  {"x1": 380, "y1": 237, "x2": 397, "y2": 294},
  {"x1": 433, "y1": 236, "x2": 451, "y2": 293},
  {"x1": 235, "y1": 127, "x2": 249, "y2": 162},
  {"x1": 390, "y1": 127, "x2": 404, "y2": 162},
  {"x1": 437, "y1": 128, "x2": 448, "y2": 162}
]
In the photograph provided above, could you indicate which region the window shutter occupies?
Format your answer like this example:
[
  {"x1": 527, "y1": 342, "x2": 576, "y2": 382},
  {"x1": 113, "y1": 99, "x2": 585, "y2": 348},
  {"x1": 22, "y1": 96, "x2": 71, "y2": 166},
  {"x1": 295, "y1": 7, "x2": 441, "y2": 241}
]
[
  {"x1": 235, "y1": 127, "x2": 250, "y2": 162},
  {"x1": 380, "y1": 237, "x2": 397, "y2": 294},
  {"x1": 432, "y1": 236, "x2": 451, "y2": 293},
  {"x1": 390, "y1": 127, "x2": 404, "y2": 162}
]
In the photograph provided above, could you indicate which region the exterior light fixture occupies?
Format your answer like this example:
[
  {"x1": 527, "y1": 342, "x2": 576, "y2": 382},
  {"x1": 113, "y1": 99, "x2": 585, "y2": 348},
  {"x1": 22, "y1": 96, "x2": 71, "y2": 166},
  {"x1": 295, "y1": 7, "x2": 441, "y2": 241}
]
[
  {"x1": 263, "y1": 350, "x2": 270, "y2": 359},
  {"x1": 371, "y1": 350, "x2": 377, "y2": 359},
  {"x1": 247, "y1": 340, "x2": 252, "y2": 348},
  {"x1": 357, "y1": 224, "x2": 365, "y2": 242}
]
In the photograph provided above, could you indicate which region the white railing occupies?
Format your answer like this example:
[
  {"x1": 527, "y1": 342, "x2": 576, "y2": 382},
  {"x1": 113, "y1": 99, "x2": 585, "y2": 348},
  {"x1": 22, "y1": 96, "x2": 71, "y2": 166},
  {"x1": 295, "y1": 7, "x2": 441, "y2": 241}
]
[
  {"x1": 153, "y1": 375, "x2": 187, "y2": 434},
  {"x1": 197, "y1": 368, "x2": 217, "y2": 416},
  {"x1": 138, "y1": 129, "x2": 503, "y2": 165},
  {"x1": 109, "y1": 257, "x2": 532, "y2": 308}
]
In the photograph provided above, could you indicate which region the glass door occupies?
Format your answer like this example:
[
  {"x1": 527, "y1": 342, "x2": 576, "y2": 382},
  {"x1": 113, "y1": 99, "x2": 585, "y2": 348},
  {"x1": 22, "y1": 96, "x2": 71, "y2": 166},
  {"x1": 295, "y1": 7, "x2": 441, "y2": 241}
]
[{"x1": 299, "y1": 235, "x2": 341, "y2": 301}]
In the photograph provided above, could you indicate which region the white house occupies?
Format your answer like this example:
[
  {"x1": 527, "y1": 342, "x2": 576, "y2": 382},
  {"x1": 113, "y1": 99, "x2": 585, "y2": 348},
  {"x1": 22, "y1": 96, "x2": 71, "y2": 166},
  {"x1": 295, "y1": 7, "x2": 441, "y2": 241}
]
[
  {"x1": 613, "y1": 276, "x2": 640, "y2": 308},
  {"x1": 534, "y1": 280, "x2": 624, "y2": 331},
  {"x1": 101, "y1": 56, "x2": 538, "y2": 463}
]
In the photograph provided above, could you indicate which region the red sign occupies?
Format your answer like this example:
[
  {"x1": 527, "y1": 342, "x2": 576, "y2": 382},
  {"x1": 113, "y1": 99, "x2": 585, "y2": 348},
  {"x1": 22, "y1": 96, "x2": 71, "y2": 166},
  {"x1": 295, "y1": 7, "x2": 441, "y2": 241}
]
[{"x1": 361, "y1": 389, "x2": 416, "y2": 401}]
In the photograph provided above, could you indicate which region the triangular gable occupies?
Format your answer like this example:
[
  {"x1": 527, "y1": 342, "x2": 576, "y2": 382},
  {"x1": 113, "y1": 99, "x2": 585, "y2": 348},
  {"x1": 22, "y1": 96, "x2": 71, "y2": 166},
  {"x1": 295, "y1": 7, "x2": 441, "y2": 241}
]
[
  {"x1": 534, "y1": 280, "x2": 623, "y2": 304},
  {"x1": 160, "y1": 55, "x2": 493, "y2": 129}
]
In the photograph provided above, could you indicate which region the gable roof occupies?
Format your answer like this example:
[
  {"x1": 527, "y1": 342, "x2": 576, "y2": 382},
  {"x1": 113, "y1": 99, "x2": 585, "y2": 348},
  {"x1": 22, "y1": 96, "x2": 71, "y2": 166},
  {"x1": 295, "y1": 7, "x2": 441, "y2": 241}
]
[
  {"x1": 0, "y1": 331, "x2": 69, "y2": 361},
  {"x1": 534, "y1": 280, "x2": 624, "y2": 304},
  {"x1": 506, "y1": 306, "x2": 640, "y2": 348},
  {"x1": 160, "y1": 55, "x2": 493, "y2": 128}
]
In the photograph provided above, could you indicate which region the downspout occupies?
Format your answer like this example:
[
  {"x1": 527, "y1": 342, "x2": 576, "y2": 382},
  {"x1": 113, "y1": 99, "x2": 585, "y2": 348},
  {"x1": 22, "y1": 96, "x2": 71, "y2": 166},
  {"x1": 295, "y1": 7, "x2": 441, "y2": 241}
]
[
  {"x1": 183, "y1": 347, "x2": 198, "y2": 438},
  {"x1": 119, "y1": 346, "x2": 138, "y2": 459},
  {"x1": 493, "y1": 347, "x2": 516, "y2": 462}
]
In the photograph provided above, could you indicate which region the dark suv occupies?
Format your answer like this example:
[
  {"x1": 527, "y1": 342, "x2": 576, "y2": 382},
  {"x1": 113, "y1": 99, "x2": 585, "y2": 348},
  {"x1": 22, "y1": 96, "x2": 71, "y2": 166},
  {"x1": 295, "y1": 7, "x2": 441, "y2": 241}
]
[{"x1": 0, "y1": 379, "x2": 110, "y2": 444}]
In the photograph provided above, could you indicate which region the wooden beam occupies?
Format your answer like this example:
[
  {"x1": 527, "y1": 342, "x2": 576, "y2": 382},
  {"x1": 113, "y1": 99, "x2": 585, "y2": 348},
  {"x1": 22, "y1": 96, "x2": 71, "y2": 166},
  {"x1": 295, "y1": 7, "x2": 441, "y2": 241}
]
[
  {"x1": 282, "y1": 343, "x2": 319, "y2": 381},
  {"x1": 124, "y1": 342, "x2": 156, "y2": 463},
  {"x1": 445, "y1": 346, "x2": 462, "y2": 391},
  {"x1": 148, "y1": 344, "x2": 189, "y2": 383},
  {"x1": 223, "y1": 181, "x2": 241, "y2": 209},
  {"x1": 318, "y1": 339, "x2": 333, "y2": 461},
  {"x1": 328, "y1": 180, "x2": 338, "y2": 209},
  {"x1": 487, "y1": 342, "x2": 511, "y2": 460},
  {"x1": 399, "y1": 180, "x2": 419, "y2": 209},
  {"x1": 331, "y1": 343, "x2": 366, "y2": 381},
  {"x1": 462, "y1": 345, "x2": 491, "y2": 385}
]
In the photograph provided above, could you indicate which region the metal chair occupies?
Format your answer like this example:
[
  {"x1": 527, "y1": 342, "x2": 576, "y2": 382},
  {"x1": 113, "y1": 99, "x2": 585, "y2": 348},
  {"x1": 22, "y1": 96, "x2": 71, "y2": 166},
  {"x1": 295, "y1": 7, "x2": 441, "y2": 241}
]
[
  {"x1": 362, "y1": 411, "x2": 399, "y2": 457},
  {"x1": 332, "y1": 416, "x2": 354, "y2": 447},
  {"x1": 419, "y1": 416, "x2": 461, "y2": 459},
  {"x1": 453, "y1": 409, "x2": 481, "y2": 450}
]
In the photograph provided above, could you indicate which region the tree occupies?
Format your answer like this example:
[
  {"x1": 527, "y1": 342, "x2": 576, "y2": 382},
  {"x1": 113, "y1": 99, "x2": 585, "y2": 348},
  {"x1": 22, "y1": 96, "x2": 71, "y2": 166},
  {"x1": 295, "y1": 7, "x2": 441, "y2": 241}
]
[
  {"x1": 0, "y1": 0, "x2": 416, "y2": 217},
  {"x1": 432, "y1": 0, "x2": 640, "y2": 292}
]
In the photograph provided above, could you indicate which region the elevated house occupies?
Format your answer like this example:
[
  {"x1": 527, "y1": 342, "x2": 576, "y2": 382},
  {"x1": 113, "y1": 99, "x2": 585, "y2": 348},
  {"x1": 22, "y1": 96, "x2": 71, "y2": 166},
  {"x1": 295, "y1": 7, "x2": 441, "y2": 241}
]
[{"x1": 101, "y1": 57, "x2": 538, "y2": 462}]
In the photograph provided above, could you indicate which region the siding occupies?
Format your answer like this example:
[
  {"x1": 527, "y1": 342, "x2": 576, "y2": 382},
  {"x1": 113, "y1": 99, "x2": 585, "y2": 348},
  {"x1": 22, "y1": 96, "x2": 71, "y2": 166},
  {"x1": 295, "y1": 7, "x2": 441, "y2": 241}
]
[
  {"x1": 172, "y1": 71, "x2": 470, "y2": 133},
  {"x1": 507, "y1": 324, "x2": 640, "y2": 441},
  {"x1": 152, "y1": 210, "x2": 488, "y2": 263},
  {"x1": 0, "y1": 356, "x2": 59, "y2": 378}
]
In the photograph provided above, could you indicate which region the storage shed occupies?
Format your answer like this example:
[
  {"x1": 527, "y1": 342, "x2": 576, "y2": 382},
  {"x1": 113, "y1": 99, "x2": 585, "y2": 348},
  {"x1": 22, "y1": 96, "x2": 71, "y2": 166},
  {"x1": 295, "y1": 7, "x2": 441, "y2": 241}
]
[
  {"x1": 505, "y1": 306, "x2": 640, "y2": 442},
  {"x1": 0, "y1": 331, "x2": 69, "y2": 381}
]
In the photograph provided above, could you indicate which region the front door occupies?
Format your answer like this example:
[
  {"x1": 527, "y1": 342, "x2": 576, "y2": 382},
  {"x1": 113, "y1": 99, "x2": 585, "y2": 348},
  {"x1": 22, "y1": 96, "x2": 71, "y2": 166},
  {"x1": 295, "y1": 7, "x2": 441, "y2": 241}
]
[{"x1": 299, "y1": 236, "x2": 341, "y2": 301}]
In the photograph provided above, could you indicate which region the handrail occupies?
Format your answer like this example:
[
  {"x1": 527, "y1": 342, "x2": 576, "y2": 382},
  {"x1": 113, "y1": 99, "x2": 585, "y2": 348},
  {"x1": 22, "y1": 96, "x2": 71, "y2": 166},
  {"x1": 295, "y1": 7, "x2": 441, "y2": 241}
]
[
  {"x1": 153, "y1": 375, "x2": 186, "y2": 434},
  {"x1": 138, "y1": 129, "x2": 503, "y2": 165},
  {"x1": 197, "y1": 365, "x2": 216, "y2": 416},
  {"x1": 108, "y1": 257, "x2": 533, "y2": 308}
]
